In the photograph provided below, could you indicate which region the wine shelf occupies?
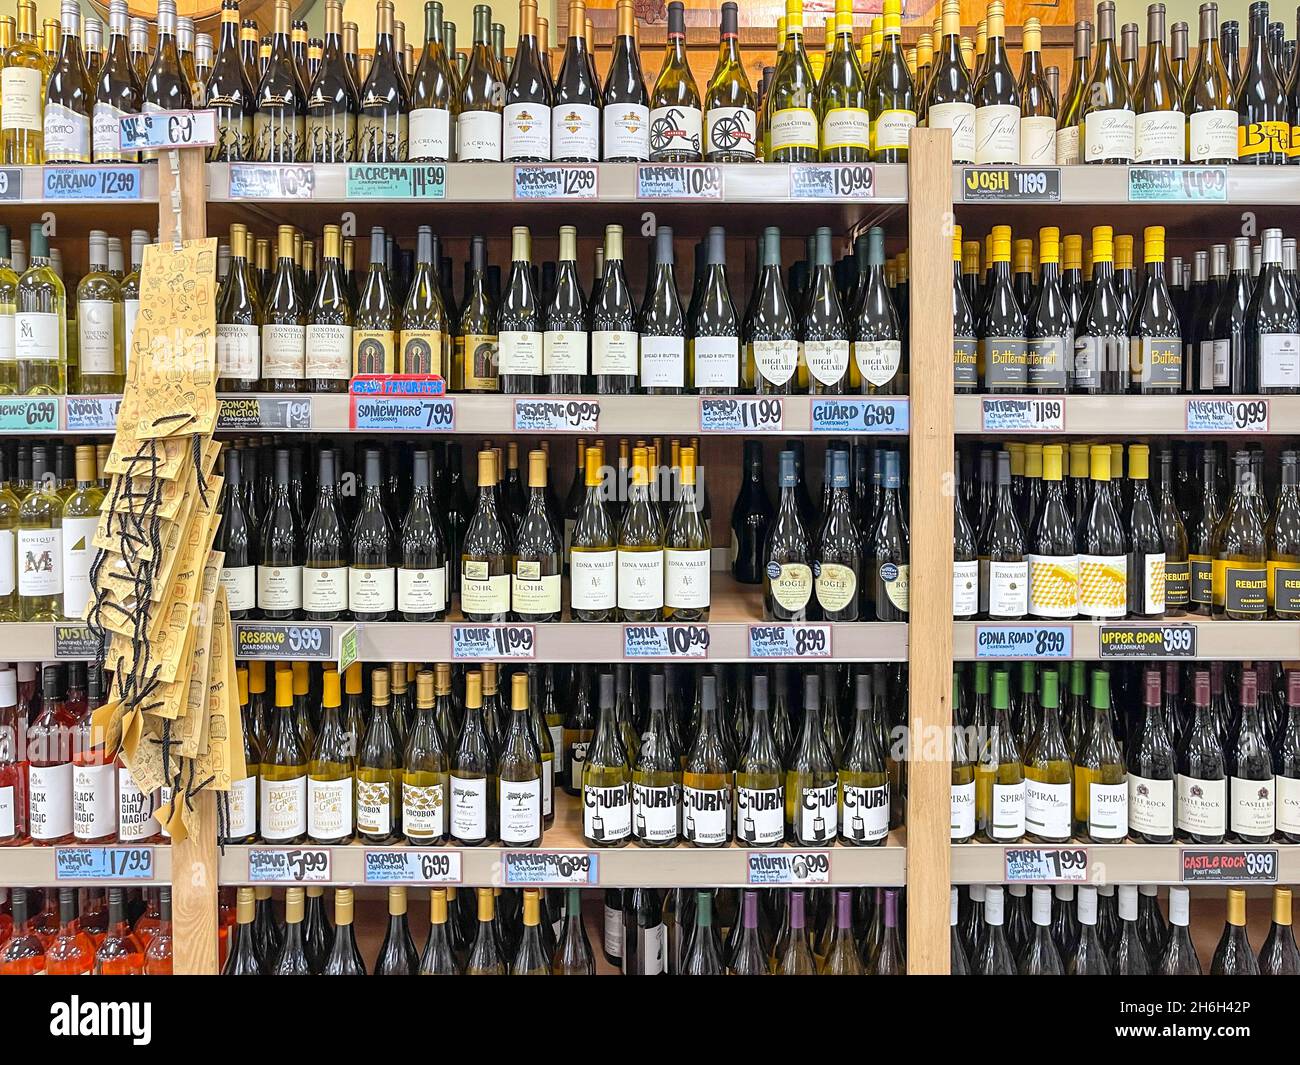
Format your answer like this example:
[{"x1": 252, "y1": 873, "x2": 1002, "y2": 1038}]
[
  {"x1": 0, "y1": 622, "x2": 99, "y2": 661},
  {"x1": 0, "y1": 846, "x2": 171, "y2": 886},
  {"x1": 952, "y1": 842, "x2": 1300, "y2": 886},
  {"x1": 956, "y1": 394, "x2": 1297, "y2": 435},
  {"x1": 954, "y1": 619, "x2": 1300, "y2": 661}
]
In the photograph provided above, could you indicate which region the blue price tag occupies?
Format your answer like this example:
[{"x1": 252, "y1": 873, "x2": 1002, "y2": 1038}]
[
  {"x1": 975, "y1": 625, "x2": 1073, "y2": 659},
  {"x1": 452, "y1": 624, "x2": 536, "y2": 659},
  {"x1": 699, "y1": 397, "x2": 784, "y2": 432},
  {"x1": 1186, "y1": 397, "x2": 1269, "y2": 433},
  {"x1": 56, "y1": 847, "x2": 155, "y2": 880},
  {"x1": 503, "y1": 851, "x2": 598, "y2": 885},
  {"x1": 228, "y1": 163, "x2": 316, "y2": 199},
  {"x1": 1129, "y1": 166, "x2": 1227, "y2": 202},
  {"x1": 350, "y1": 396, "x2": 455, "y2": 431},
  {"x1": 636, "y1": 163, "x2": 723, "y2": 199},
  {"x1": 624, "y1": 624, "x2": 710, "y2": 659},
  {"x1": 364, "y1": 850, "x2": 462, "y2": 883},
  {"x1": 748, "y1": 851, "x2": 832, "y2": 885},
  {"x1": 789, "y1": 163, "x2": 874, "y2": 199},
  {"x1": 117, "y1": 109, "x2": 217, "y2": 150},
  {"x1": 748, "y1": 624, "x2": 832, "y2": 659},
  {"x1": 64, "y1": 396, "x2": 121, "y2": 432},
  {"x1": 1005, "y1": 848, "x2": 1089, "y2": 883},
  {"x1": 346, "y1": 163, "x2": 447, "y2": 198},
  {"x1": 514, "y1": 398, "x2": 600, "y2": 433},
  {"x1": 514, "y1": 165, "x2": 598, "y2": 199},
  {"x1": 0, "y1": 397, "x2": 58, "y2": 432},
  {"x1": 248, "y1": 848, "x2": 332, "y2": 882},
  {"x1": 810, "y1": 398, "x2": 908, "y2": 433},
  {"x1": 43, "y1": 166, "x2": 141, "y2": 200}
]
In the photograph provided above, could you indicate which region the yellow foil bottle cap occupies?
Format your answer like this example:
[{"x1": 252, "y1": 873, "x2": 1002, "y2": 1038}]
[{"x1": 1042, "y1": 445, "x2": 1063, "y2": 481}]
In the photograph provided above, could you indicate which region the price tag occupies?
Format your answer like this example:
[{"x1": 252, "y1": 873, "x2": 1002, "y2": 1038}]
[
  {"x1": 217, "y1": 396, "x2": 312, "y2": 430},
  {"x1": 1186, "y1": 397, "x2": 1269, "y2": 433},
  {"x1": 248, "y1": 848, "x2": 332, "y2": 882},
  {"x1": 503, "y1": 851, "x2": 598, "y2": 885},
  {"x1": 54, "y1": 624, "x2": 98, "y2": 659},
  {"x1": 235, "y1": 623, "x2": 334, "y2": 660},
  {"x1": 43, "y1": 166, "x2": 141, "y2": 201},
  {"x1": 55, "y1": 847, "x2": 155, "y2": 881},
  {"x1": 747, "y1": 851, "x2": 832, "y2": 885},
  {"x1": 1004, "y1": 847, "x2": 1089, "y2": 883},
  {"x1": 636, "y1": 163, "x2": 724, "y2": 199},
  {"x1": 229, "y1": 163, "x2": 316, "y2": 199},
  {"x1": 452, "y1": 624, "x2": 536, "y2": 659},
  {"x1": 514, "y1": 164, "x2": 598, "y2": 199},
  {"x1": 961, "y1": 167, "x2": 1061, "y2": 202},
  {"x1": 64, "y1": 395, "x2": 121, "y2": 432},
  {"x1": 336, "y1": 624, "x2": 358, "y2": 674},
  {"x1": 1098, "y1": 624, "x2": 1197, "y2": 659},
  {"x1": 699, "y1": 397, "x2": 784, "y2": 433},
  {"x1": 1182, "y1": 848, "x2": 1278, "y2": 883},
  {"x1": 981, "y1": 396, "x2": 1065, "y2": 432},
  {"x1": 0, "y1": 397, "x2": 58, "y2": 432},
  {"x1": 350, "y1": 374, "x2": 446, "y2": 396},
  {"x1": 623, "y1": 624, "x2": 710, "y2": 658},
  {"x1": 350, "y1": 396, "x2": 455, "y2": 431},
  {"x1": 345, "y1": 163, "x2": 447, "y2": 199},
  {"x1": 363, "y1": 850, "x2": 462, "y2": 883},
  {"x1": 975, "y1": 625, "x2": 1073, "y2": 659},
  {"x1": 748, "y1": 624, "x2": 832, "y2": 659},
  {"x1": 117, "y1": 109, "x2": 217, "y2": 150},
  {"x1": 789, "y1": 163, "x2": 874, "y2": 199},
  {"x1": 514, "y1": 398, "x2": 600, "y2": 433},
  {"x1": 810, "y1": 398, "x2": 909, "y2": 434},
  {"x1": 0, "y1": 168, "x2": 22, "y2": 201},
  {"x1": 1129, "y1": 166, "x2": 1228, "y2": 203}
]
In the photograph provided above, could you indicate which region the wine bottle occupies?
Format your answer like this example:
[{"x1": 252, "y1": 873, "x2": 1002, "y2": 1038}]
[
  {"x1": 870, "y1": 450, "x2": 909, "y2": 622},
  {"x1": 301, "y1": 449, "x2": 347, "y2": 623},
  {"x1": 648, "y1": 1, "x2": 701, "y2": 162},
  {"x1": 1237, "y1": 1, "x2": 1289, "y2": 164},
  {"x1": 972, "y1": 886, "x2": 1017, "y2": 974},
  {"x1": 1073, "y1": 667, "x2": 1128, "y2": 841},
  {"x1": 617, "y1": 446, "x2": 664, "y2": 622},
  {"x1": 812, "y1": 449, "x2": 861, "y2": 621},
  {"x1": 1053, "y1": 19, "x2": 1091, "y2": 164},
  {"x1": 1127, "y1": 668, "x2": 1175, "y2": 843},
  {"x1": 682, "y1": 674, "x2": 731, "y2": 847},
  {"x1": 817, "y1": 0, "x2": 867, "y2": 162},
  {"x1": 1080, "y1": 0, "x2": 1135, "y2": 163},
  {"x1": 301, "y1": 0, "x2": 356, "y2": 161},
  {"x1": 1, "y1": 1, "x2": 48, "y2": 165},
  {"x1": 1229, "y1": 667, "x2": 1275, "y2": 843},
  {"x1": 448, "y1": 671, "x2": 495, "y2": 845},
  {"x1": 663, "y1": 446, "x2": 709, "y2": 622},
  {"x1": 582, "y1": 673, "x2": 631, "y2": 846},
  {"x1": 501, "y1": 0, "x2": 551, "y2": 162},
  {"x1": 260, "y1": 669, "x2": 307, "y2": 844},
  {"x1": 14, "y1": 225, "x2": 66, "y2": 397},
  {"x1": 1258, "y1": 887, "x2": 1300, "y2": 974},
  {"x1": 1067, "y1": 886, "x2": 1112, "y2": 975},
  {"x1": 629, "y1": 672, "x2": 680, "y2": 847},
  {"x1": 1022, "y1": 228, "x2": 1069, "y2": 393},
  {"x1": 492, "y1": 226, "x2": 543, "y2": 393},
  {"x1": 869, "y1": 0, "x2": 914, "y2": 163},
  {"x1": 534, "y1": 225, "x2": 587, "y2": 393},
  {"x1": 352, "y1": 226, "x2": 397, "y2": 375},
  {"x1": 306, "y1": 669, "x2": 353, "y2": 845},
  {"x1": 75, "y1": 231, "x2": 123, "y2": 395},
  {"x1": 457, "y1": 236, "x2": 498, "y2": 392},
  {"x1": 1128, "y1": 227, "x2": 1182, "y2": 395},
  {"x1": 454, "y1": 3, "x2": 501, "y2": 160},
  {"x1": 42, "y1": 0, "x2": 90, "y2": 164},
  {"x1": 922, "y1": 0, "x2": 973, "y2": 163},
  {"x1": 1210, "y1": 888, "x2": 1260, "y2": 974},
  {"x1": 495, "y1": 672, "x2": 542, "y2": 847},
  {"x1": 257, "y1": 448, "x2": 300, "y2": 621},
  {"x1": 764, "y1": 449, "x2": 813, "y2": 621},
  {"x1": 461, "y1": 449, "x2": 511, "y2": 622},
  {"x1": 1213, "y1": 452, "x2": 1267, "y2": 618},
  {"x1": 1126, "y1": 444, "x2": 1166, "y2": 620},
  {"x1": 640, "y1": 226, "x2": 686, "y2": 395},
  {"x1": 803, "y1": 227, "x2": 850, "y2": 394},
  {"x1": 980, "y1": 451, "x2": 1027, "y2": 621},
  {"x1": 216, "y1": 450, "x2": 255, "y2": 621},
  {"x1": 766, "y1": 0, "x2": 819, "y2": 163},
  {"x1": 358, "y1": 0, "x2": 408, "y2": 160},
  {"x1": 404, "y1": 1, "x2": 453, "y2": 162},
  {"x1": 1014, "y1": 17, "x2": 1055, "y2": 165},
  {"x1": 586, "y1": 225, "x2": 636, "y2": 393},
  {"x1": 252, "y1": 0, "x2": 302, "y2": 161},
  {"x1": 1248, "y1": 228, "x2": 1300, "y2": 394},
  {"x1": 733, "y1": 671, "x2": 785, "y2": 847},
  {"x1": 551, "y1": 0, "x2": 600, "y2": 162},
  {"x1": 1153, "y1": 885, "x2": 1201, "y2": 974},
  {"x1": 564, "y1": 444, "x2": 617, "y2": 622},
  {"x1": 979, "y1": 226, "x2": 1028, "y2": 393},
  {"x1": 216, "y1": 224, "x2": 262, "y2": 391},
  {"x1": 747, "y1": 227, "x2": 800, "y2": 394},
  {"x1": 510, "y1": 449, "x2": 561, "y2": 623},
  {"x1": 972, "y1": 0, "x2": 1019, "y2": 165},
  {"x1": 600, "y1": 0, "x2": 649, "y2": 161},
  {"x1": 261, "y1": 226, "x2": 306, "y2": 391},
  {"x1": 1022, "y1": 668, "x2": 1071, "y2": 844},
  {"x1": 1134, "y1": 3, "x2": 1185, "y2": 164},
  {"x1": 702, "y1": 1, "x2": 756, "y2": 161},
  {"x1": 1176, "y1": 668, "x2": 1227, "y2": 843}
]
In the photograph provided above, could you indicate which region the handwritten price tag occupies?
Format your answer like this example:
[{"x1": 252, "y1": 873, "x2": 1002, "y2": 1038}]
[
  {"x1": 699, "y1": 397, "x2": 783, "y2": 432},
  {"x1": 810, "y1": 398, "x2": 908, "y2": 433},
  {"x1": 748, "y1": 624, "x2": 832, "y2": 659},
  {"x1": 118, "y1": 109, "x2": 216, "y2": 150},
  {"x1": 364, "y1": 850, "x2": 462, "y2": 883},
  {"x1": 1129, "y1": 166, "x2": 1227, "y2": 202},
  {"x1": 514, "y1": 398, "x2": 600, "y2": 433},
  {"x1": 54, "y1": 624, "x2": 98, "y2": 659},
  {"x1": 981, "y1": 396, "x2": 1065, "y2": 432},
  {"x1": 452, "y1": 624, "x2": 536, "y2": 659},
  {"x1": 43, "y1": 166, "x2": 141, "y2": 200},
  {"x1": 748, "y1": 851, "x2": 832, "y2": 885},
  {"x1": 1005, "y1": 847, "x2": 1089, "y2": 883},
  {"x1": 217, "y1": 396, "x2": 312, "y2": 430},
  {"x1": 64, "y1": 396, "x2": 121, "y2": 432},
  {"x1": 55, "y1": 847, "x2": 155, "y2": 881},
  {"x1": 346, "y1": 163, "x2": 447, "y2": 198},
  {"x1": 503, "y1": 851, "x2": 598, "y2": 885},
  {"x1": 1186, "y1": 397, "x2": 1269, "y2": 433},
  {"x1": 975, "y1": 625, "x2": 1073, "y2": 659},
  {"x1": 235, "y1": 623, "x2": 334, "y2": 660},
  {"x1": 248, "y1": 848, "x2": 332, "y2": 882},
  {"x1": 1099, "y1": 624, "x2": 1197, "y2": 659},
  {"x1": 789, "y1": 163, "x2": 873, "y2": 199},
  {"x1": 1182, "y1": 848, "x2": 1278, "y2": 883},
  {"x1": 962, "y1": 167, "x2": 1061, "y2": 201},
  {"x1": 229, "y1": 163, "x2": 316, "y2": 199},
  {"x1": 637, "y1": 163, "x2": 723, "y2": 199},
  {"x1": 350, "y1": 396, "x2": 455, "y2": 431},
  {"x1": 624, "y1": 624, "x2": 710, "y2": 658},
  {"x1": 514, "y1": 165, "x2": 598, "y2": 199},
  {"x1": 0, "y1": 168, "x2": 22, "y2": 201},
  {"x1": 0, "y1": 397, "x2": 58, "y2": 432}
]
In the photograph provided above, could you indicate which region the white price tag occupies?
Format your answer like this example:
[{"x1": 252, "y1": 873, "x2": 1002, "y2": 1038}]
[
  {"x1": 514, "y1": 398, "x2": 600, "y2": 433},
  {"x1": 452, "y1": 624, "x2": 536, "y2": 659},
  {"x1": 623, "y1": 624, "x2": 710, "y2": 658},
  {"x1": 1185, "y1": 397, "x2": 1269, "y2": 433},
  {"x1": 747, "y1": 851, "x2": 832, "y2": 885},
  {"x1": 699, "y1": 397, "x2": 784, "y2": 432},
  {"x1": 247, "y1": 848, "x2": 332, "y2": 882},
  {"x1": 1004, "y1": 847, "x2": 1089, "y2": 882},
  {"x1": 981, "y1": 396, "x2": 1065, "y2": 432},
  {"x1": 364, "y1": 850, "x2": 462, "y2": 883},
  {"x1": 503, "y1": 851, "x2": 598, "y2": 884},
  {"x1": 748, "y1": 624, "x2": 832, "y2": 658}
]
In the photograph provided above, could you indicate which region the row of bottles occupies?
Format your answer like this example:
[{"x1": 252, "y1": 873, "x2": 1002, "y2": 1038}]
[{"x1": 0, "y1": 886, "x2": 171, "y2": 974}]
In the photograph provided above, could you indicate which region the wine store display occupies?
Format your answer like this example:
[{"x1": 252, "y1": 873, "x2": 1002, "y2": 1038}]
[{"x1": 0, "y1": 886, "x2": 173, "y2": 975}]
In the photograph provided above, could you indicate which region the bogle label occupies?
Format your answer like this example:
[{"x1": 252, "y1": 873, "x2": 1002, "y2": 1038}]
[{"x1": 747, "y1": 851, "x2": 832, "y2": 885}]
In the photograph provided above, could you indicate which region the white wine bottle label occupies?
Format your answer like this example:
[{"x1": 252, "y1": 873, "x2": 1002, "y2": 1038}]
[
  {"x1": 220, "y1": 565, "x2": 256, "y2": 612},
  {"x1": 1, "y1": 67, "x2": 42, "y2": 130},
  {"x1": 751, "y1": 338, "x2": 798, "y2": 387},
  {"x1": 456, "y1": 109, "x2": 503, "y2": 161},
  {"x1": 543, "y1": 329, "x2": 587, "y2": 375},
  {"x1": 570, "y1": 550, "x2": 617, "y2": 609},
  {"x1": 1134, "y1": 110, "x2": 1186, "y2": 163},
  {"x1": 498, "y1": 776, "x2": 542, "y2": 843},
  {"x1": 1127, "y1": 773, "x2": 1174, "y2": 835},
  {"x1": 1024, "y1": 778, "x2": 1071, "y2": 839},
  {"x1": 28, "y1": 762, "x2": 73, "y2": 840},
  {"x1": 841, "y1": 783, "x2": 889, "y2": 843},
  {"x1": 951, "y1": 779, "x2": 976, "y2": 838},
  {"x1": 78, "y1": 300, "x2": 117, "y2": 374},
  {"x1": 72, "y1": 763, "x2": 115, "y2": 840},
  {"x1": 617, "y1": 549, "x2": 665, "y2": 611},
  {"x1": 542, "y1": 759, "x2": 553, "y2": 817},
  {"x1": 460, "y1": 564, "x2": 509, "y2": 615},
  {"x1": 604, "y1": 903, "x2": 624, "y2": 957},
  {"x1": 852, "y1": 339, "x2": 901, "y2": 388},
  {"x1": 18, "y1": 527, "x2": 62, "y2": 597},
  {"x1": 306, "y1": 323, "x2": 353, "y2": 379},
  {"x1": 216, "y1": 322, "x2": 261, "y2": 381},
  {"x1": 400, "y1": 330, "x2": 445, "y2": 375},
  {"x1": 637, "y1": 923, "x2": 667, "y2": 974},
  {"x1": 118, "y1": 767, "x2": 161, "y2": 841},
  {"x1": 640, "y1": 335, "x2": 685, "y2": 388},
  {"x1": 691, "y1": 335, "x2": 739, "y2": 388},
  {"x1": 1083, "y1": 107, "x2": 1136, "y2": 161},
  {"x1": 682, "y1": 785, "x2": 730, "y2": 844},
  {"x1": 1276, "y1": 774, "x2": 1300, "y2": 835},
  {"x1": 449, "y1": 774, "x2": 489, "y2": 839},
  {"x1": 499, "y1": 329, "x2": 543, "y2": 375},
  {"x1": 1077, "y1": 554, "x2": 1127, "y2": 618},
  {"x1": 308, "y1": 775, "x2": 353, "y2": 839},
  {"x1": 1019, "y1": 115, "x2": 1056, "y2": 165},
  {"x1": 926, "y1": 102, "x2": 976, "y2": 162},
  {"x1": 503, "y1": 101, "x2": 552, "y2": 160},
  {"x1": 1027, "y1": 336, "x2": 1068, "y2": 390},
  {"x1": 552, "y1": 102, "x2": 601, "y2": 160},
  {"x1": 15, "y1": 311, "x2": 60, "y2": 362},
  {"x1": 259, "y1": 775, "x2": 307, "y2": 840},
  {"x1": 1189, "y1": 109, "x2": 1238, "y2": 162},
  {"x1": 1026, "y1": 553, "x2": 1079, "y2": 618},
  {"x1": 769, "y1": 106, "x2": 818, "y2": 152},
  {"x1": 1230, "y1": 776, "x2": 1275, "y2": 836},
  {"x1": 94, "y1": 102, "x2": 136, "y2": 160},
  {"x1": 591, "y1": 330, "x2": 638, "y2": 376},
  {"x1": 584, "y1": 781, "x2": 631, "y2": 842},
  {"x1": 797, "y1": 783, "x2": 838, "y2": 842},
  {"x1": 1138, "y1": 551, "x2": 1166, "y2": 614},
  {"x1": 804, "y1": 338, "x2": 849, "y2": 387},
  {"x1": 989, "y1": 780, "x2": 1026, "y2": 841},
  {"x1": 402, "y1": 781, "x2": 446, "y2": 839},
  {"x1": 705, "y1": 106, "x2": 756, "y2": 158},
  {"x1": 1209, "y1": 338, "x2": 1231, "y2": 388},
  {"x1": 225, "y1": 774, "x2": 256, "y2": 838},
  {"x1": 649, "y1": 104, "x2": 702, "y2": 158},
  {"x1": 409, "y1": 106, "x2": 451, "y2": 159},
  {"x1": 0, "y1": 785, "x2": 12, "y2": 837},
  {"x1": 953, "y1": 558, "x2": 979, "y2": 616},
  {"x1": 44, "y1": 102, "x2": 90, "y2": 160},
  {"x1": 355, "y1": 329, "x2": 397, "y2": 375},
  {"x1": 735, "y1": 785, "x2": 784, "y2": 844},
  {"x1": 1190, "y1": 554, "x2": 1213, "y2": 608},
  {"x1": 665, "y1": 548, "x2": 710, "y2": 609},
  {"x1": 632, "y1": 783, "x2": 678, "y2": 842},
  {"x1": 981, "y1": 336, "x2": 1028, "y2": 389},
  {"x1": 257, "y1": 564, "x2": 303, "y2": 611},
  {"x1": 873, "y1": 108, "x2": 916, "y2": 152},
  {"x1": 880, "y1": 562, "x2": 909, "y2": 613},
  {"x1": 1259, "y1": 333, "x2": 1300, "y2": 388},
  {"x1": 512, "y1": 567, "x2": 562, "y2": 614},
  {"x1": 814, "y1": 561, "x2": 857, "y2": 614},
  {"x1": 1176, "y1": 773, "x2": 1226, "y2": 836},
  {"x1": 974, "y1": 103, "x2": 1020, "y2": 165},
  {"x1": 1055, "y1": 123, "x2": 1080, "y2": 164},
  {"x1": 769, "y1": 561, "x2": 813, "y2": 612},
  {"x1": 603, "y1": 103, "x2": 650, "y2": 160},
  {"x1": 1129, "y1": 336, "x2": 1182, "y2": 390},
  {"x1": 820, "y1": 107, "x2": 870, "y2": 152},
  {"x1": 262, "y1": 323, "x2": 306, "y2": 379},
  {"x1": 303, "y1": 565, "x2": 348, "y2": 613},
  {"x1": 0, "y1": 311, "x2": 14, "y2": 366},
  {"x1": 398, "y1": 565, "x2": 447, "y2": 613},
  {"x1": 1086, "y1": 780, "x2": 1128, "y2": 840},
  {"x1": 61, "y1": 516, "x2": 99, "y2": 620},
  {"x1": 356, "y1": 779, "x2": 393, "y2": 836}
]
